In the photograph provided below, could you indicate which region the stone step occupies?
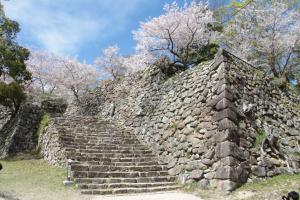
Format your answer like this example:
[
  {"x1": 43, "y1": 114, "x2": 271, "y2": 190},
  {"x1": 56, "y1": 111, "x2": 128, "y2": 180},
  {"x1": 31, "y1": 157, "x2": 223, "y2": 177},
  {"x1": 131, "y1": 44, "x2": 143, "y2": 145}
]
[
  {"x1": 53, "y1": 122, "x2": 103, "y2": 126},
  {"x1": 70, "y1": 161, "x2": 161, "y2": 166},
  {"x1": 61, "y1": 139, "x2": 142, "y2": 145},
  {"x1": 61, "y1": 134, "x2": 134, "y2": 138},
  {"x1": 61, "y1": 133, "x2": 137, "y2": 137},
  {"x1": 68, "y1": 152, "x2": 155, "y2": 159},
  {"x1": 62, "y1": 140, "x2": 142, "y2": 146},
  {"x1": 65, "y1": 146, "x2": 150, "y2": 152},
  {"x1": 80, "y1": 185, "x2": 180, "y2": 195},
  {"x1": 51, "y1": 115, "x2": 177, "y2": 195},
  {"x1": 56, "y1": 124, "x2": 107, "y2": 129},
  {"x1": 63, "y1": 128, "x2": 111, "y2": 131},
  {"x1": 73, "y1": 171, "x2": 169, "y2": 178},
  {"x1": 66, "y1": 149, "x2": 152, "y2": 154},
  {"x1": 63, "y1": 144, "x2": 147, "y2": 149},
  {"x1": 75, "y1": 176, "x2": 177, "y2": 184},
  {"x1": 71, "y1": 164, "x2": 168, "y2": 172},
  {"x1": 73, "y1": 157, "x2": 157, "y2": 163},
  {"x1": 57, "y1": 128, "x2": 109, "y2": 133},
  {"x1": 78, "y1": 182, "x2": 176, "y2": 190}
]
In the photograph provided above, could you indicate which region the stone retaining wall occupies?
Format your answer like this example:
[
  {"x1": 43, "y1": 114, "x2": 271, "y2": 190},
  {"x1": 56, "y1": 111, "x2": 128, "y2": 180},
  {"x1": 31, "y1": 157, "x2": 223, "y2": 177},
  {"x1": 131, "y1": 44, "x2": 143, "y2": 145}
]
[
  {"x1": 38, "y1": 118, "x2": 67, "y2": 166},
  {"x1": 80, "y1": 50, "x2": 300, "y2": 191},
  {"x1": 0, "y1": 95, "x2": 67, "y2": 159},
  {"x1": 0, "y1": 100, "x2": 42, "y2": 158}
]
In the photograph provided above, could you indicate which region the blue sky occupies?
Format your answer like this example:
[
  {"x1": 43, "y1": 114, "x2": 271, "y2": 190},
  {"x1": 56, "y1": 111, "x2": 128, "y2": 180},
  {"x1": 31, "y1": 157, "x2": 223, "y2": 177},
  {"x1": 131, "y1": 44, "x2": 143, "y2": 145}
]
[{"x1": 3, "y1": 0, "x2": 227, "y2": 64}]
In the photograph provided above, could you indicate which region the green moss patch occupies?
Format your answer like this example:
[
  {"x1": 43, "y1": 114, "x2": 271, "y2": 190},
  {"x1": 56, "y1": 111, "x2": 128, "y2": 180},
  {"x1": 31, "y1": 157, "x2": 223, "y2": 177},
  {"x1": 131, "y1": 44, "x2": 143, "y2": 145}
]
[{"x1": 255, "y1": 129, "x2": 266, "y2": 149}]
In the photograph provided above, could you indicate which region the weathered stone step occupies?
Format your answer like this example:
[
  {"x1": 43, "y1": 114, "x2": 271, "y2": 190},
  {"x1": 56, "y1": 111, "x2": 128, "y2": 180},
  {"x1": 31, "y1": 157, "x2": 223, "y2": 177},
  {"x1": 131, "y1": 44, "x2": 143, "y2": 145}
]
[
  {"x1": 73, "y1": 171, "x2": 169, "y2": 178},
  {"x1": 71, "y1": 164, "x2": 167, "y2": 172},
  {"x1": 51, "y1": 115, "x2": 178, "y2": 195},
  {"x1": 78, "y1": 182, "x2": 176, "y2": 190},
  {"x1": 56, "y1": 125, "x2": 108, "y2": 129},
  {"x1": 61, "y1": 135, "x2": 138, "y2": 140},
  {"x1": 73, "y1": 157, "x2": 157, "y2": 163},
  {"x1": 62, "y1": 140, "x2": 142, "y2": 146},
  {"x1": 65, "y1": 146, "x2": 149, "y2": 152},
  {"x1": 71, "y1": 161, "x2": 161, "y2": 166},
  {"x1": 58, "y1": 128, "x2": 107, "y2": 131},
  {"x1": 61, "y1": 131, "x2": 134, "y2": 137},
  {"x1": 66, "y1": 148, "x2": 152, "y2": 154},
  {"x1": 63, "y1": 143, "x2": 147, "y2": 149},
  {"x1": 68, "y1": 152, "x2": 155, "y2": 159},
  {"x1": 80, "y1": 185, "x2": 180, "y2": 195},
  {"x1": 76, "y1": 176, "x2": 176, "y2": 184},
  {"x1": 61, "y1": 139, "x2": 141, "y2": 145}
]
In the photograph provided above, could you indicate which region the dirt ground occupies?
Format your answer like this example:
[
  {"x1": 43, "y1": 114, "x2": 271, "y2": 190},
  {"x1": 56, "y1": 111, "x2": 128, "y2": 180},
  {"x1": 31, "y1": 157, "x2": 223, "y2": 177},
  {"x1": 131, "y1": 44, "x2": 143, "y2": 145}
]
[{"x1": 92, "y1": 191, "x2": 202, "y2": 200}]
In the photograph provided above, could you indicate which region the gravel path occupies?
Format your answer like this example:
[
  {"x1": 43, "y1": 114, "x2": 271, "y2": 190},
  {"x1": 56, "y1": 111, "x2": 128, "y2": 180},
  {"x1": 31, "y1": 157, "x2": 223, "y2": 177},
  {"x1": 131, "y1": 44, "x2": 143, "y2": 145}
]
[{"x1": 92, "y1": 191, "x2": 202, "y2": 200}]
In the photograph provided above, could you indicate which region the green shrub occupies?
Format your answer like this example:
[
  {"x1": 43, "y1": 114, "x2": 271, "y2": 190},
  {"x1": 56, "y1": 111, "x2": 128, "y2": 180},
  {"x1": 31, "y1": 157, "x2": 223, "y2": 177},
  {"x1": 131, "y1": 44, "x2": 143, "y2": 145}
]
[
  {"x1": 0, "y1": 82, "x2": 26, "y2": 113},
  {"x1": 255, "y1": 129, "x2": 266, "y2": 149},
  {"x1": 37, "y1": 114, "x2": 49, "y2": 137},
  {"x1": 33, "y1": 114, "x2": 49, "y2": 154}
]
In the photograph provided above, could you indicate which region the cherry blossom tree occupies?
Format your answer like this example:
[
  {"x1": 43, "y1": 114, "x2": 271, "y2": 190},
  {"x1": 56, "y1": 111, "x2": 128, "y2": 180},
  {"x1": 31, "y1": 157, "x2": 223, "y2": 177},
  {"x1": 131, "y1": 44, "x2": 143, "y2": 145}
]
[
  {"x1": 133, "y1": 0, "x2": 219, "y2": 70},
  {"x1": 222, "y1": 0, "x2": 300, "y2": 78},
  {"x1": 59, "y1": 57, "x2": 99, "y2": 100},
  {"x1": 27, "y1": 50, "x2": 100, "y2": 100},
  {"x1": 26, "y1": 50, "x2": 61, "y2": 94},
  {"x1": 121, "y1": 52, "x2": 155, "y2": 74},
  {"x1": 95, "y1": 45, "x2": 126, "y2": 80}
]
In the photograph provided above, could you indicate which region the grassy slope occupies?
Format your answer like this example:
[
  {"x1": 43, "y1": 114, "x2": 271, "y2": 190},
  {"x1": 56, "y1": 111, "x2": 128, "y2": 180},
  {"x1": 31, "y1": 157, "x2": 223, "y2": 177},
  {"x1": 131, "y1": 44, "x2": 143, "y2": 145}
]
[
  {"x1": 0, "y1": 158, "x2": 89, "y2": 200},
  {"x1": 192, "y1": 174, "x2": 300, "y2": 200},
  {"x1": 235, "y1": 174, "x2": 300, "y2": 200}
]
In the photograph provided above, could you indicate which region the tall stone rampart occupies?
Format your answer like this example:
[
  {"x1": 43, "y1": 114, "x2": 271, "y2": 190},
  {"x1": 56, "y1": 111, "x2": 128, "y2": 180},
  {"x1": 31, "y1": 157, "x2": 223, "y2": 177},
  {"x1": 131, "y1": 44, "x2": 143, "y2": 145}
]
[{"x1": 79, "y1": 50, "x2": 300, "y2": 190}]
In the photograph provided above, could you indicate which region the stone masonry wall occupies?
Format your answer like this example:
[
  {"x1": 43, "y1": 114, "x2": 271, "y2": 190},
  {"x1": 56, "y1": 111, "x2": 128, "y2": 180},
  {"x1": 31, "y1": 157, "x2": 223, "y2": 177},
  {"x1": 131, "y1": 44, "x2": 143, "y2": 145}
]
[
  {"x1": 0, "y1": 95, "x2": 67, "y2": 159},
  {"x1": 81, "y1": 50, "x2": 300, "y2": 191},
  {"x1": 0, "y1": 106, "x2": 10, "y2": 129},
  {"x1": 224, "y1": 51, "x2": 300, "y2": 180},
  {"x1": 0, "y1": 100, "x2": 42, "y2": 158},
  {"x1": 38, "y1": 118, "x2": 67, "y2": 166}
]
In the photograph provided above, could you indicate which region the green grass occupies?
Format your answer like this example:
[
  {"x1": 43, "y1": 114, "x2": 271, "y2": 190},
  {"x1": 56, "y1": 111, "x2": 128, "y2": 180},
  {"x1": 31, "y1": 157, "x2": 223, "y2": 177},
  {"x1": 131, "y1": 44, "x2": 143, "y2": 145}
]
[
  {"x1": 239, "y1": 174, "x2": 300, "y2": 191},
  {"x1": 235, "y1": 174, "x2": 300, "y2": 200},
  {"x1": 255, "y1": 129, "x2": 266, "y2": 149},
  {"x1": 31, "y1": 113, "x2": 50, "y2": 155},
  {"x1": 195, "y1": 174, "x2": 300, "y2": 200},
  {"x1": 183, "y1": 182, "x2": 198, "y2": 193},
  {"x1": 0, "y1": 158, "x2": 87, "y2": 200},
  {"x1": 37, "y1": 114, "x2": 49, "y2": 137}
]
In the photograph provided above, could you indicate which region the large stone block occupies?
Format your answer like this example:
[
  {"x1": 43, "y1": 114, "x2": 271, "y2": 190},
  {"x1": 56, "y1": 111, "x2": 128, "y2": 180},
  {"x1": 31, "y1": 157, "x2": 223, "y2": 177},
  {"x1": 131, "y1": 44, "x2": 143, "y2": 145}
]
[
  {"x1": 218, "y1": 118, "x2": 238, "y2": 130},
  {"x1": 251, "y1": 166, "x2": 266, "y2": 177},
  {"x1": 189, "y1": 169, "x2": 204, "y2": 180},
  {"x1": 168, "y1": 165, "x2": 184, "y2": 176},
  {"x1": 197, "y1": 179, "x2": 209, "y2": 189},
  {"x1": 215, "y1": 165, "x2": 248, "y2": 183},
  {"x1": 214, "y1": 109, "x2": 238, "y2": 123},
  {"x1": 220, "y1": 156, "x2": 239, "y2": 167},
  {"x1": 216, "y1": 141, "x2": 244, "y2": 160},
  {"x1": 215, "y1": 98, "x2": 234, "y2": 111},
  {"x1": 217, "y1": 180, "x2": 238, "y2": 191},
  {"x1": 213, "y1": 129, "x2": 238, "y2": 143},
  {"x1": 215, "y1": 166, "x2": 239, "y2": 181},
  {"x1": 207, "y1": 90, "x2": 234, "y2": 108}
]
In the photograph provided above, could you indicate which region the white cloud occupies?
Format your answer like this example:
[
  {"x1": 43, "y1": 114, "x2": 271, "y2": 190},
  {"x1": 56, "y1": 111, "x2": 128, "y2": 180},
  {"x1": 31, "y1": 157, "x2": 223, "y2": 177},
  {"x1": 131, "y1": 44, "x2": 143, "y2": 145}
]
[{"x1": 2, "y1": 0, "x2": 143, "y2": 56}]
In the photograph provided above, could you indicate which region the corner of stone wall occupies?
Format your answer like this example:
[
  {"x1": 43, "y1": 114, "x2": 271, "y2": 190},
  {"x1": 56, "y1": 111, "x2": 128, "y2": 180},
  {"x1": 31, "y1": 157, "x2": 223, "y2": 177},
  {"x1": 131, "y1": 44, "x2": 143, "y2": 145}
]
[
  {"x1": 209, "y1": 49, "x2": 249, "y2": 191},
  {"x1": 38, "y1": 118, "x2": 67, "y2": 166}
]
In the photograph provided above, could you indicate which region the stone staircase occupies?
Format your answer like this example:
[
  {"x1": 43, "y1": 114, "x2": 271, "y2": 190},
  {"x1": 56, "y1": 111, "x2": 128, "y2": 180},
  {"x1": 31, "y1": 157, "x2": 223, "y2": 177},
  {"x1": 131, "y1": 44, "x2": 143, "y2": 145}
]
[{"x1": 53, "y1": 116, "x2": 179, "y2": 195}]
